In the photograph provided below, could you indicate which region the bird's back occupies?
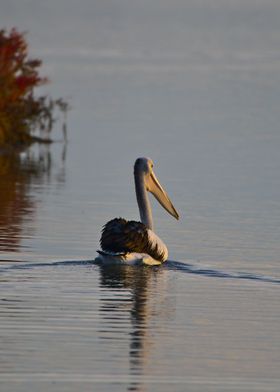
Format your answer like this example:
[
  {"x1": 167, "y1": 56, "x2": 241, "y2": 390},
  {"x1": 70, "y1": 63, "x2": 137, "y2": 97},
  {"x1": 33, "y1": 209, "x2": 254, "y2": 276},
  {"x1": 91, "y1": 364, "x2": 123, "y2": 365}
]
[{"x1": 100, "y1": 218, "x2": 167, "y2": 262}]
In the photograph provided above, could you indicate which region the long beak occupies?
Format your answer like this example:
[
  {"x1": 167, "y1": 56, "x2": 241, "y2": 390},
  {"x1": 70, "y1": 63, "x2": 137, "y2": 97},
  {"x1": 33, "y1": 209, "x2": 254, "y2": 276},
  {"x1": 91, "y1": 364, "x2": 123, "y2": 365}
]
[{"x1": 147, "y1": 171, "x2": 179, "y2": 220}]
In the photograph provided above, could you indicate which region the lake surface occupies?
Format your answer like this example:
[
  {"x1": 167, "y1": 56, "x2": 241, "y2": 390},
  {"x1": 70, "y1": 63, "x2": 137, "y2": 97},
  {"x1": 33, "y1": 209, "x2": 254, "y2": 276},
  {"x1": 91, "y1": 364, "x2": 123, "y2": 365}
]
[{"x1": 1, "y1": 1, "x2": 280, "y2": 391}]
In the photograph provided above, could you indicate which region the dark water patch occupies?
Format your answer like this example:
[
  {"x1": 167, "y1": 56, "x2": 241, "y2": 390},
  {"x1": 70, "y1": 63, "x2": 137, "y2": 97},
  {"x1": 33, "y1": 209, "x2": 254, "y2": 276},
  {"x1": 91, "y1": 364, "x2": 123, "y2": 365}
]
[
  {"x1": 0, "y1": 259, "x2": 95, "y2": 272},
  {"x1": 0, "y1": 258, "x2": 279, "y2": 286},
  {"x1": 166, "y1": 260, "x2": 280, "y2": 285}
]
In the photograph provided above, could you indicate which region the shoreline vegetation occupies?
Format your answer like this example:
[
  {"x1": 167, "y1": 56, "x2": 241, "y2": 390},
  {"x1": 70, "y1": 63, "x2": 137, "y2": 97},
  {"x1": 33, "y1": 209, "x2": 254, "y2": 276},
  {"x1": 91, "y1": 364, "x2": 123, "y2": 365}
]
[{"x1": 0, "y1": 28, "x2": 69, "y2": 148}]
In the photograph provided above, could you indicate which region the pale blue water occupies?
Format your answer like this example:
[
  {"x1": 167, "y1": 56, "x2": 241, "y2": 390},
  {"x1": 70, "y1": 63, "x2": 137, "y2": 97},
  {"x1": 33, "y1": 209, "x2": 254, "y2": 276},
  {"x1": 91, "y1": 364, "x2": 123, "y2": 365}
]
[{"x1": 0, "y1": 1, "x2": 280, "y2": 391}]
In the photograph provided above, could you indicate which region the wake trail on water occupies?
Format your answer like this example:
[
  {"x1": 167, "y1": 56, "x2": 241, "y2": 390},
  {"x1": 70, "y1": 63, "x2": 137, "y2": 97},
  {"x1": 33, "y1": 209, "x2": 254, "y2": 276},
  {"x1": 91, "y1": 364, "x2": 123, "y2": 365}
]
[
  {"x1": 166, "y1": 260, "x2": 280, "y2": 285},
  {"x1": 0, "y1": 259, "x2": 280, "y2": 285}
]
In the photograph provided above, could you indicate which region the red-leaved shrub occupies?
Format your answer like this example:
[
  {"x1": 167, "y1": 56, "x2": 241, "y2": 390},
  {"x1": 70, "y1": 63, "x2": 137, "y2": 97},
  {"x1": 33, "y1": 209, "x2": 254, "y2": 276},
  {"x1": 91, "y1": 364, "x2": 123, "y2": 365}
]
[{"x1": 0, "y1": 28, "x2": 68, "y2": 146}]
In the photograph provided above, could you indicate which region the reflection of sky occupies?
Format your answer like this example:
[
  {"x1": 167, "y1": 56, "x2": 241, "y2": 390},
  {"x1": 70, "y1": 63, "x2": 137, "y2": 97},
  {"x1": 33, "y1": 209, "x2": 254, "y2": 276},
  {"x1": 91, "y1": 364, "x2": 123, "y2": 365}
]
[
  {"x1": 3, "y1": 1, "x2": 280, "y2": 71},
  {"x1": 3, "y1": 0, "x2": 278, "y2": 147},
  {"x1": 3, "y1": 0, "x2": 280, "y2": 136},
  {"x1": 1, "y1": 1, "x2": 280, "y2": 264}
]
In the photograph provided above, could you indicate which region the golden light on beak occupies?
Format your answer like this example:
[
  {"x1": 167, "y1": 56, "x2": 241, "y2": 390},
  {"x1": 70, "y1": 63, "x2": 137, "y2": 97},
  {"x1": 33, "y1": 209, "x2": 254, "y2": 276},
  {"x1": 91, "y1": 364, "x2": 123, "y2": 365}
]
[{"x1": 147, "y1": 170, "x2": 179, "y2": 220}]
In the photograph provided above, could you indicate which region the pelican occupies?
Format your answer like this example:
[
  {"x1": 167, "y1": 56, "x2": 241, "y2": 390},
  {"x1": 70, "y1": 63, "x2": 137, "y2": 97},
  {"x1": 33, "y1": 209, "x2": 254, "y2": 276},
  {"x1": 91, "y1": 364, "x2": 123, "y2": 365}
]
[{"x1": 97, "y1": 157, "x2": 179, "y2": 265}]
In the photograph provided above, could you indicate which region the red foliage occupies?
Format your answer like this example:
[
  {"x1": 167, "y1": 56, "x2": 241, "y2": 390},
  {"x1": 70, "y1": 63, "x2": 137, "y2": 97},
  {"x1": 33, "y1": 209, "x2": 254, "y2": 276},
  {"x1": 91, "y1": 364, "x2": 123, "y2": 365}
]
[{"x1": 0, "y1": 28, "x2": 50, "y2": 145}]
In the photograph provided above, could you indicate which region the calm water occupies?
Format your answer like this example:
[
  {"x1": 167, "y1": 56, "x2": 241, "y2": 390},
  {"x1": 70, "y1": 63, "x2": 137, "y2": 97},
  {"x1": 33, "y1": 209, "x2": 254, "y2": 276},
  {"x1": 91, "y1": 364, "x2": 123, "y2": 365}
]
[{"x1": 1, "y1": 1, "x2": 280, "y2": 391}]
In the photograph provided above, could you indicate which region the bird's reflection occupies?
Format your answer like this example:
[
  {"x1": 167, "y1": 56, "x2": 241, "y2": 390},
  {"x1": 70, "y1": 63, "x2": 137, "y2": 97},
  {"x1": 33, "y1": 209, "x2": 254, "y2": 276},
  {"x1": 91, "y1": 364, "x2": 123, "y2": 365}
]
[
  {"x1": 0, "y1": 144, "x2": 66, "y2": 254},
  {"x1": 98, "y1": 264, "x2": 168, "y2": 392}
]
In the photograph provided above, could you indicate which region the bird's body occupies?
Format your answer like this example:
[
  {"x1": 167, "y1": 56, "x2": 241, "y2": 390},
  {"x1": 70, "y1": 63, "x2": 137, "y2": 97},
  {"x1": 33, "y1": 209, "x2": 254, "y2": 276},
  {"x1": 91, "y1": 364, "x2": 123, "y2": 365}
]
[
  {"x1": 97, "y1": 157, "x2": 179, "y2": 265},
  {"x1": 98, "y1": 218, "x2": 168, "y2": 264}
]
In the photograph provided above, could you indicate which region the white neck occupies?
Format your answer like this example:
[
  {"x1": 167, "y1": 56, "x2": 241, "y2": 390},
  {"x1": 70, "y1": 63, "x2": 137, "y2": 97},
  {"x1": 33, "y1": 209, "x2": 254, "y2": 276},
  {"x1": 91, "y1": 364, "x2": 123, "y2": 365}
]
[{"x1": 134, "y1": 171, "x2": 154, "y2": 231}]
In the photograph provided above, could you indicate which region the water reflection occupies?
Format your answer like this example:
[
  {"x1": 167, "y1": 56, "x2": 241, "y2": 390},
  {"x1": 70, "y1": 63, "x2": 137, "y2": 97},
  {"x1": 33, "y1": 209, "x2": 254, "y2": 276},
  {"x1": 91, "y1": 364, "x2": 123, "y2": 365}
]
[
  {"x1": 98, "y1": 264, "x2": 168, "y2": 392},
  {"x1": 0, "y1": 145, "x2": 65, "y2": 254}
]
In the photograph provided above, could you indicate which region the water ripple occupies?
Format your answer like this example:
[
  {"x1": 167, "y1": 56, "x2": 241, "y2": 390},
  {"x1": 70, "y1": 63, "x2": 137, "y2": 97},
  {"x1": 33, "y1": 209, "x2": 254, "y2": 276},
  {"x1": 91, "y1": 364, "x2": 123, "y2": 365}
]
[
  {"x1": 0, "y1": 258, "x2": 280, "y2": 285},
  {"x1": 166, "y1": 260, "x2": 280, "y2": 285}
]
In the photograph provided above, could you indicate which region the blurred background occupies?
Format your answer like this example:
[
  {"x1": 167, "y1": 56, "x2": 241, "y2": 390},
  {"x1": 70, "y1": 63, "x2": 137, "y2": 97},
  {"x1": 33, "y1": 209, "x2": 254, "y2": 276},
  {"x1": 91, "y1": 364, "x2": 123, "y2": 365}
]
[{"x1": 0, "y1": 0, "x2": 279, "y2": 269}]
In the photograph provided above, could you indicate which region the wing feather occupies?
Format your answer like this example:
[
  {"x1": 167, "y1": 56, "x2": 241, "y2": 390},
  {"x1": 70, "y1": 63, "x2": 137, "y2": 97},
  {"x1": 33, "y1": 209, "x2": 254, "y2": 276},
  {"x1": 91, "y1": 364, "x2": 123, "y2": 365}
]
[{"x1": 100, "y1": 218, "x2": 167, "y2": 262}]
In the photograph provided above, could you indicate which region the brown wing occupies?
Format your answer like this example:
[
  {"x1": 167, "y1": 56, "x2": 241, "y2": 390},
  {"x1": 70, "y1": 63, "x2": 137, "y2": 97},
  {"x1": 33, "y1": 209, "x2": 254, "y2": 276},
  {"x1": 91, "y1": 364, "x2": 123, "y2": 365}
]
[
  {"x1": 100, "y1": 218, "x2": 166, "y2": 261},
  {"x1": 100, "y1": 218, "x2": 149, "y2": 253}
]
